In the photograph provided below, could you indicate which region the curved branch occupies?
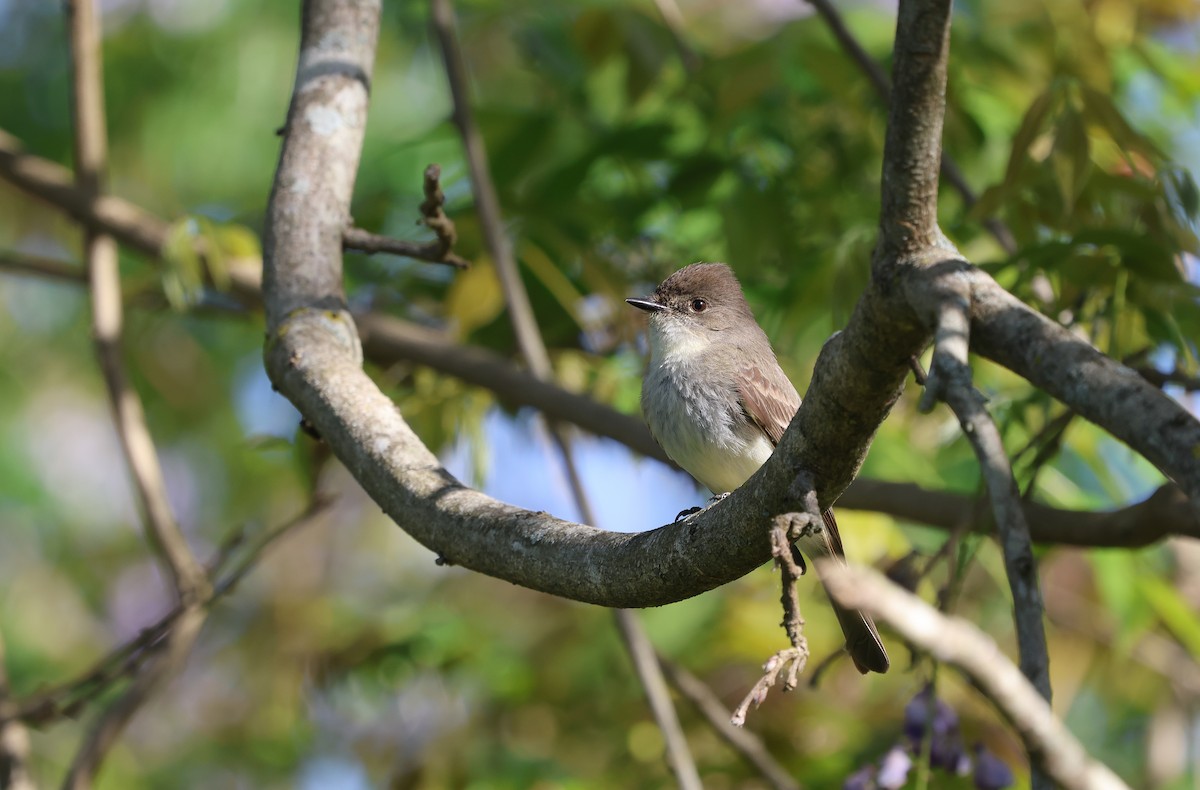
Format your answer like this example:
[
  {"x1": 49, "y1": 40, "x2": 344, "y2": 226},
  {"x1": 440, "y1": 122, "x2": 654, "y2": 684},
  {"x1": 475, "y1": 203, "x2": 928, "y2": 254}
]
[
  {"x1": 8, "y1": 123, "x2": 1194, "y2": 530},
  {"x1": 1, "y1": 244, "x2": 1193, "y2": 551},
  {"x1": 913, "y1": 268, "x2": 1051, "y2": 706},
  {"x1": 968, "y1": 272, "x2": 1200, "y2": 512},
  {"x1": 823, "y1": 563, "x2": 1130, "y2": 790}
]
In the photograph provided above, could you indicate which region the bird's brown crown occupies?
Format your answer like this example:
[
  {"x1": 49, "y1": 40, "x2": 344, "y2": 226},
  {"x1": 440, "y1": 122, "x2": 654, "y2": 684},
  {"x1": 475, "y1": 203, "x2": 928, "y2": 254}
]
[{"x1": 652, "y1": 263, "x2": 755, "y2": 329}]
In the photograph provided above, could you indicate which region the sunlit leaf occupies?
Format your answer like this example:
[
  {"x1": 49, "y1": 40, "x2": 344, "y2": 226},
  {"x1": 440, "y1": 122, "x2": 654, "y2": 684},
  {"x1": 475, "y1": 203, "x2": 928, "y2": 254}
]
[{"x1": 1139, "y1": 575, "x2": 1200, "y2": 661}]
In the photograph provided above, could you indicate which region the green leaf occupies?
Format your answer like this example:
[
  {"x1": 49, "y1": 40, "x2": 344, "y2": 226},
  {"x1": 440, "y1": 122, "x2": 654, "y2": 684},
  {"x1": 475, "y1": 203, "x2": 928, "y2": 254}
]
[
  {"x1": 1074, "y1": 228, "x2": 1182, "y2": 283},
  {"x1": 444, "y1": 257, "x2": 506, "y2": 337},
  {"x1": 1002, "y1": 86, "x2": 1059, "y2": 187},
  {"x1": 1079, "y1": 86, "x2": 1165, "y2": 162},
  {"x1": 1160, "y1": 165, "x2": 1200, "y2": 254},
  {"x1": 1051, "y1": 107, "x2": 1091, "y2": 211},
  {"x1": 1090, "y1": 551, "x2": 1154, "y2": 651},
  {"x1": 161, "y1": 218, "x2": 206, "y2": 310},
  {"x1": 1139, "y1": 575, "x2": 1200, "y2": 662}
]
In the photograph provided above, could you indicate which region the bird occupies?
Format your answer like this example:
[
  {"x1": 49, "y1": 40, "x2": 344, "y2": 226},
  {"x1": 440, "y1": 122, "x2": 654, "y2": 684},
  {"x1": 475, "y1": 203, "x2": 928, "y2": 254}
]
[{"x1": 626, "y1": 262, "x2": 889, "y2": 674}]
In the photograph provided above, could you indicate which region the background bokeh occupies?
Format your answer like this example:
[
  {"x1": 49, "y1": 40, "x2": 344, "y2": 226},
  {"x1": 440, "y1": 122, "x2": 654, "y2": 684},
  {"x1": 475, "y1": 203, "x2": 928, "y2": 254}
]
[{"x1": 2, "y1": 0, "x2": 1200, "y2": 787}]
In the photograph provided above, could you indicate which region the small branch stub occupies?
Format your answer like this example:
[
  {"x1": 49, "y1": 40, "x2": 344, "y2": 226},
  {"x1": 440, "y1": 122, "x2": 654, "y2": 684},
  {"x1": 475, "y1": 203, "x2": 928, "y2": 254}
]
[
  {"x1": 342, "y1": 163, "x2": 469, "y2": 269},
  {"x1": 731, "y1": 515, "x2": 813, "y2": 727}
]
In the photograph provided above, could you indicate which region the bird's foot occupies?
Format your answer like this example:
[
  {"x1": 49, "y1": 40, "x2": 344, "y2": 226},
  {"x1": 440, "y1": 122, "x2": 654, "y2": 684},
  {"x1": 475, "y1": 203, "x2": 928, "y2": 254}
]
[{"x1": 674, "y1": 492, "x2": 732, "y2": 523}]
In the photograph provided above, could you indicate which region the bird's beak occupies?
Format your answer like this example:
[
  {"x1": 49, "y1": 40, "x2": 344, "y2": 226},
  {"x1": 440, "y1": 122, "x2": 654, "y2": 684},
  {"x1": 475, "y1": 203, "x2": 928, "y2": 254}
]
[{"x1": 626, "y1": 297, "x2": 666, "y2": 313}]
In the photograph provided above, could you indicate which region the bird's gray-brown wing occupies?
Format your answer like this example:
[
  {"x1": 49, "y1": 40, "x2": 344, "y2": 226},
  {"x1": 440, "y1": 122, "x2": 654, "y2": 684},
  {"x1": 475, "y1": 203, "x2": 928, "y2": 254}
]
[{"x1": 735, "y1": 362, "x2": 802, "y2": 447}]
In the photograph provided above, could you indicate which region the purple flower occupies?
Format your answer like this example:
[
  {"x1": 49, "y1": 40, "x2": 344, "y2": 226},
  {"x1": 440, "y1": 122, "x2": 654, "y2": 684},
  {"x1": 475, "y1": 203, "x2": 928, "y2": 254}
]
[
  {"x1": 877, "y1": 745, "x2": 914, "y2": 789},
  {"x1": 973, "y1": 744, "x2": 1014, "y2": 790}
]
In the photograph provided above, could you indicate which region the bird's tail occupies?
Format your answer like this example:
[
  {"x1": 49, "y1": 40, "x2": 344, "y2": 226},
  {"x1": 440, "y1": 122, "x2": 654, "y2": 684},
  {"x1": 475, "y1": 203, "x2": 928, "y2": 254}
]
[{"x1": 796, "y1": 510, "x2": 890, "y2": 674}]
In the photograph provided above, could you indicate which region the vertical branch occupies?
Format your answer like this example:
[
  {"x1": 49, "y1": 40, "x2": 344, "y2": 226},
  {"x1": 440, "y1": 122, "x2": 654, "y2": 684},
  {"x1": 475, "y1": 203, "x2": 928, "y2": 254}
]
[
  {"x1": 877, "y1": 0, "x2": 953, "y2": 262},
  {"x1": 658, "y1": 660, "x2": 801, "y2": 790},
  {"x1": 67, "y1": 0, "x2": 206, "y2": 600},
  {"x1": 63, "y1": 1, "x2": 209, "y2": 786},
  {"x1": 916, "y1": 278, "x2": 1053, "y2": 789},
  {"x1": 429, "y1": 3, "x2": 703, "y2": 788},
  {"x1": 429, "y1": 0, "x2": 549, "y2": 377}
]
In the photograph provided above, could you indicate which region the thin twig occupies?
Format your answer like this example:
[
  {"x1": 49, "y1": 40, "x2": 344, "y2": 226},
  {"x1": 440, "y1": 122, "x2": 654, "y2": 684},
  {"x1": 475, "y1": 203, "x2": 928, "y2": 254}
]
[
  {"x1": 916, "y1": 272, "x2": 1053, "y2": 788},
  {"x1": 342, "y1": 164, "x2": 470, "y2": 269},
  {"x1": 731, "y1": 516, "x2": 813, "y2": 727},
  {"x1": 62, "y1": 609, "x2": 206, "y2": 790},
  {"x1": 429, "y1": 2, "x2": 702, "y2": 786},
  {"x1": 343, "y1": 227, "x2": 469, "y2": 268},
  {"x1": 659, "y1": 659, "x2": 802, "y2": 790},
  {"x1": 62, "y1": 2, "x2": 208, "y2": 784},
  {"x1": 0, "y1": 250, "x2": 85, "y2": 283},
  {"x1": 67, "y1": 0, "x2": 206, "y2": 602},
  {"x1": 9, "y1": 499, "x2": 332, "y2": 728},
  {"x1": 822, "y1": 563, "x2": 1130, "y2": 790},
  {"x1": 430, "y1": 0, "x2": 551, "y2": 377}
]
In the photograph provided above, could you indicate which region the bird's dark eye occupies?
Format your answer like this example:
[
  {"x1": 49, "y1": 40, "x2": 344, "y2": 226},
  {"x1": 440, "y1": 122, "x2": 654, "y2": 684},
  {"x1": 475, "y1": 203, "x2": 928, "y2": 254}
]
[{"x1": 690, "y1": 298, "x2": 707, "y2": 312}]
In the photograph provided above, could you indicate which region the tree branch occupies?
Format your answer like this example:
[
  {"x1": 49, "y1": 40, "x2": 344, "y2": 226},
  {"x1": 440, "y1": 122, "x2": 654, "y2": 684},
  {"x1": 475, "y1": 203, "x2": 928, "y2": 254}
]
[
  {"x1": 430, "y1": 1, "x2": 700, "y2": 783},
  {"x1": 342, "y1": 164, "x2": 470, "y2": 268},
  {"x1": 876, "y1": 0, "x2": 952, "y2": 261},
  {"x1": 659, "y1": 659, "x2": 802, "y2": 790},
  {"x1": 2, "y1": 237, "x2": 1193, "y2": 552},
  {"x1": 968, "y1": 271, "x2": 1200, "y2": 513},
  {"x1": 913, "y1": 265, "x2": 1052, "y2": 710},
  {"x1": 68, "y1": 0, "x2": 206, "y2": 606},
  {"x1": 6, "y1": 128, "x2": 1195, "y2": 526},
  {"x1": 63, "y1": 1, "x2": 208, "y2": 784},
  {"x1": 10, "y1": 500, "x2": 331, "y2": 728},
  {"x1": 822, "y1": 563, "x2": 1130, "y2": 790},
  {"x1": 263, "y1": 0, "x2": 845, "y2": 611},
  {"x1": 0, "y1": 250, "x2": 85, "y2": 283}
]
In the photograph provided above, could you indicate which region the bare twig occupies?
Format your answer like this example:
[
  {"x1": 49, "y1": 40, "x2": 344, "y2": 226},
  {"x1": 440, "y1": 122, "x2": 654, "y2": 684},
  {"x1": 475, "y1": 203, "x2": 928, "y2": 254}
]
[
  {"x1": 430, "y1": 1, "x2": 701, "y2": 785},
  {"x1": 63, "y1": 2, "x2": 208, "y2": 784},
  {"x1": 342, "y1": 164, "x2": 470, "y2": 268},
  {"x1": 0, "y1": 250, "x2": 85, "y2": 283},
  {"x1": 915, "y1": 268, "x2": 1052, "y2": 787},
  {"x1": 731, "y1": 516, "x2": 813, "y2": 727},
  {"x1": 611, "y1": 610, "x2": 704, "y2": 790},
  {"x1": 822, "y1": 563, "x2": 1130, "y2": 790},
  {"x1": 10, "y1": 500, "x2": 331, "y2": 729},
  {"x1": 659, "y1": 659, "x2": 802, "y2": 790},
  {"x1": 62, "y1": 609, "x2": 206, "y2": 790},
  {"x1": 67, "y1": 0, "x2": 206, "y2": 601},
  {"x1": 343, "y1": 227, "x2": 469, "y2": 268}
]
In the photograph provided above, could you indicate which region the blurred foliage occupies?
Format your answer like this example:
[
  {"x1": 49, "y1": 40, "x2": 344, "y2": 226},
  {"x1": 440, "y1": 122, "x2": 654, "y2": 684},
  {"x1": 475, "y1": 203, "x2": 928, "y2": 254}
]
[{"x1": 2, "y1": 0, "x2": 1200, "y2": 788}]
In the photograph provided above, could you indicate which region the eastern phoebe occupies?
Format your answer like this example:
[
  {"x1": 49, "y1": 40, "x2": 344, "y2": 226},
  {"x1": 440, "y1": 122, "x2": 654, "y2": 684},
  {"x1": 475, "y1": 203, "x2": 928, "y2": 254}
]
[{"x1": 627, "y1": 262, "x2": 889, "y2": 674}]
